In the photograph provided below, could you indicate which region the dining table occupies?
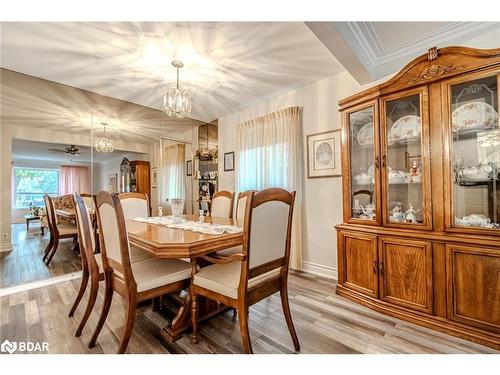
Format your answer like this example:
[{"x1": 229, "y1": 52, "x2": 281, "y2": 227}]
[{"x1": 126, "y1": 215, "x2": 244, "y2": 343}]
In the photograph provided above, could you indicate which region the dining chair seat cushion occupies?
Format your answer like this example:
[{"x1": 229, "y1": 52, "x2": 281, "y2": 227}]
[
  {"x1": 193, "y1": 261, "x2": 280, "y2": 299},
  {"x1": 132, "y1": 258, "x2": 191, "y2": 293},
  {"x1": 130, "y1": 246, "x2": 153, "y2": 263},
  {"x1": 56, "y1": 223, "x2": 78, "y2": 236},
  {"x1": 217, "y1": 246, "x2": 242, "y2": 257}
]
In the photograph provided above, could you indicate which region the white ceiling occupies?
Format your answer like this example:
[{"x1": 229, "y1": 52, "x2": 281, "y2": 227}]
[
  {"x1": 12, "y1": 139, "x2": 145, "y2": 165},
  {"x1": 0, "y1": 22, "x2": 344, "y2": 122},
  {"x1": 1, "y1": 68, "x2": 203, "y2": 145},
  {"x1": 307, "y1": 22, "x2": 500, "y2": 82}
]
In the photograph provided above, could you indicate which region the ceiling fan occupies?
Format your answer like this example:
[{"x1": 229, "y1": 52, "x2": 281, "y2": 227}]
[{"x1": 48, "y1": 144, "x2": 82, "y2": 156}]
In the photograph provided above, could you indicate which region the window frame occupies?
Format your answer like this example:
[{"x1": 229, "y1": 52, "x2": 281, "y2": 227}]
[{"x1": 12, "y1": 166, "x2": 60, "y2": 209}]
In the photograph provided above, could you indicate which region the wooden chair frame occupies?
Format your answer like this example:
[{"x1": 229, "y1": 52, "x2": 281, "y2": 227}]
[
  {"x1": 42, "y1": 194, "x2": 78, "y2": 265},
  {"x1": 68, "y1": 194, "x2": 104, "y2": 339},
  {"x1": 191, "y1": 188, "x2": 300, "y2": 354},
  {"x1": 90, "y1": 192, "x2": 189, "y2": 353},
  {"x1": 211, "y1": 190, "x2": 235, "y2": 218}
]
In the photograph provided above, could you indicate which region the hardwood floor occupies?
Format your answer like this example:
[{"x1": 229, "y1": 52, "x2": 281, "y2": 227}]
[
  {"x1": 0, "y1": 223, "x2": 81, "y2": 288},
  {"x1": 0, "y1": 271, "x2": 497, "y2": 354}
]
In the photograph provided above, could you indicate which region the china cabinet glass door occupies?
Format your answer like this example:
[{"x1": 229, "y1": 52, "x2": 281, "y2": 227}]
[
  {"x1": 381, "y1": 88, "x2": 431, "y2": 228},
  {"x1": 346, "y1": 102, "x2": 380, "y2": 224},
  {"x1": 447, "y1": 71, "x2": 500, "y2": 231}
]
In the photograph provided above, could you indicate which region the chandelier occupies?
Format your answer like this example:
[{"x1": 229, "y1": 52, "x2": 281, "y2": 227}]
[
  {"x1": 95, "y1": 122, "x2": 114, "y2": 153},
  {"x1": 163, "y1": 60, "x2": 192, "y2": 118}
]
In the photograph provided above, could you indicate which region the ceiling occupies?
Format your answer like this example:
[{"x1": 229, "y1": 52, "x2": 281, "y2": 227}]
[
  {"x1": 0, "y1": 22, "x2": 344, "y2": 122},
  {"x1": 307, "y1": 22, "x2": 500, "y2": 82},
  {"x1": 1, "y1": 68, "x2": 203, "y2": 145},
  {"x1": 12, "y1": 139, "x2": 145, "y2": 165}
]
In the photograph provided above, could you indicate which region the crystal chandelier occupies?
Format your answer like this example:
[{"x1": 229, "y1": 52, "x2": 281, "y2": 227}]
[
  {"x1": 95, "y1": 122, "x2": 114, "y2": 152},
  {"x1": 163, "y1": 60, "x2": 192, "y2": 118}
]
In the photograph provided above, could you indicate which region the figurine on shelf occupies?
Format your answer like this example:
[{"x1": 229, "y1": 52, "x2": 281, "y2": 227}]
[
  {"x1": 390, "y1": 204, "x2": 404, "y2": 223},
  {"x1": 362, "y1": 203, "x2": 376, "y2": 219},
  {"x1": 409, "y1": 160, "x2": 422, "y2": 183},
  {"x1": 404, "y1": 204, "x2": 420, "y2": 223}
]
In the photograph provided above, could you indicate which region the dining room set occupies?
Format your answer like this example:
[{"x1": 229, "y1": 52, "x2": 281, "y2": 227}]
[{"x1": 45, "y1": 188, "x2": 299, "y2": 354}]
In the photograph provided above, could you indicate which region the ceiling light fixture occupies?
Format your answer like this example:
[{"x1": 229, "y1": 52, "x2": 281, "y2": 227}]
[
  {"x1": 163, "y1": 60, "x2": 192, "y2": 118},
  {"x1": 95, "y1": 122, "x2": 114, "y2": 153}
]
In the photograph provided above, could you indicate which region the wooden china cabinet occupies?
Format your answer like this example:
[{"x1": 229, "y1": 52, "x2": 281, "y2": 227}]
[{"x1": 336, "y1": 46, "x2": 500, "y2": 349}]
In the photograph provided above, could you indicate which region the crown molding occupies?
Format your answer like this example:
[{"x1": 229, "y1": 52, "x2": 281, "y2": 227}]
[{"x1": 334, "y1": 22, "x2": 499, "y2": 81}]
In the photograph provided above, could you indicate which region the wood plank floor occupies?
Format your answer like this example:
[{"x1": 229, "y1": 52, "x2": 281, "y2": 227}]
[
  {"x1": 0, "y1": 223, "x2": 81, "y2": 288},
  {"x1": 0, "y1": 271, "x2": 497, "y2": 354}
]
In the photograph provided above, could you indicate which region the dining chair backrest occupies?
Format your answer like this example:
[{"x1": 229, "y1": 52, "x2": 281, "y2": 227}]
[
  {"x1": 235, "y1": 191, "x2": 257, "y2": 222},
  {"x1": 242, "y1": 188, "x2": 295, "y2": 272},
  {"x1": 118, "y1": 192, "x2": 149, "y2": 219},
  {"x1": 80, "y1": 193, "x2": 95, "y2": 212},
  {"x1": 95, "y1": 192, "x2": 134, "y2": 284},
  {"x1": 73, "y1": 193, "x2": 99, "y2": 274},
  {"x1": 211, "y1": 191, "x2": 234, "y2": 218},
  {"x1": 44, "y1": 194, "x2": 57, "y2": 230}
]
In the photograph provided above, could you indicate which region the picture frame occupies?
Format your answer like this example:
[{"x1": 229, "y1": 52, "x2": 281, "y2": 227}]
[
  {"x1": 151, "y1": 167, "x2": 158, "y2": 188},
  {"x1": 307, "y1": 129, "x2": 342, "y2": 178},
  {"x1": 186, "y1": 160, "x2": 193, "y2": 176},
  {"x1": 108, "y1": 173, "x2": 118, "y2": 193},
  {"x1": 224, "y1": 151, "x2": 235, "y2": 171}
]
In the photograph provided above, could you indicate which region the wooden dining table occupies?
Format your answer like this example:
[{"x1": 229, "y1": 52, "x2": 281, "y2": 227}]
[{"x1": 127, "y1": 215, "x2": 244, "y2": 343}]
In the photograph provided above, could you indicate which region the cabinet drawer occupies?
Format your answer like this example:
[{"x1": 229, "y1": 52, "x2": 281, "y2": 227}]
[
  {"x1": 379, "y1": 237, "x2": 433, "y2": 314},
  {"x1": 446, "y1": 245, "x2": 500, "y2": 333}
]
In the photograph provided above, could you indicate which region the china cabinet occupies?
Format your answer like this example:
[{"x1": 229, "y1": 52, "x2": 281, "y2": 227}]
[
  {"x1": 336, "y1": 46, "x2": 500, "y2": 349},
  {"x1": 120, "y1": 158, "x2": 151, "y2": 197}
]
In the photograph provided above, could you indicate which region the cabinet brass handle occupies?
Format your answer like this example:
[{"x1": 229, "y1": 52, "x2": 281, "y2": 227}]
[
  {"x1": 379, "y1": 262, "x2": 384, "y2": 274},
  {"x1": 374, "y1": 156, "x2": 380, "y2": 169},
  {"x1": 372, "y1": 260, "x2": 378, "y2": 273},
  {"x1": 381, "y1": 155, "x2": 386, "y2": 167}
]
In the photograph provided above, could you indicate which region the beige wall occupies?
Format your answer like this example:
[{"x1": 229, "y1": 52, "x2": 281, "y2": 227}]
[{"x1": 217, "y1": 71, "x2": 381, "y2": 278}]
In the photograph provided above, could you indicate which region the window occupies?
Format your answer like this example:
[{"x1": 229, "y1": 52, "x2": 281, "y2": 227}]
[{"x1": 13, "y1": 167, "x2": 59, "y2": 209}]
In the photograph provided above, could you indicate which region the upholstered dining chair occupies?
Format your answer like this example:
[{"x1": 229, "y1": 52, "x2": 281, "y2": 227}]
[
  {"x1": 42, "y1": 194, "x2": 78, "y2": 265},
  {"x1": 190, "y1": 188, "x2": 300, "y2": 354},
  {"x1": 217, "y1": 190, "x2": 255, "y2": 257},
  {"x1": 118, "y1": 192, "x2": 150, "y2": 218},
  {"x1": 68, "y1": 193, "x2": 104, "y2": 337},
  {"x1": 210, "y1": 190, "x2": 234, "y2": 218},
  {"x1": 118, "y1": 192, "x2": 153, "y2": 263},
  {"x1": 89, "y1": 191, "x2": 192, "y2": 353}
]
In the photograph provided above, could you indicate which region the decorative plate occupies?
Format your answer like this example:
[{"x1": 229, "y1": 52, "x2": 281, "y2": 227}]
[
  {"x1": 388, "y1": 115, "x2": 421, "y2": 143},
  {"x1": 452, "y1": 101, "x2": 498, "y2": 132},
  {"x1": 357, "y1": 122, "x2": 374, "y2": 146}
]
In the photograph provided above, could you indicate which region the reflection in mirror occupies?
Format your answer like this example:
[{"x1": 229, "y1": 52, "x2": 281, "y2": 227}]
[{"x1": 1, "y1": 68, "x2": 93, "y2": 287}]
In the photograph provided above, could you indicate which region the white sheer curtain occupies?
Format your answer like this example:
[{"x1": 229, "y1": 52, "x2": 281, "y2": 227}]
[
  {"x1": 162, "y1": 143, "x2": 186, "y2": 202},
  {"x1": 236, "y1": 106, "x2": 303, "y2": 270}
]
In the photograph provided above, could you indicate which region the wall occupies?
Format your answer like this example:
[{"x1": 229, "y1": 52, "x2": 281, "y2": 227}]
[{"x1": 218, "y1": 70, "x2": 380, "y2": 278}]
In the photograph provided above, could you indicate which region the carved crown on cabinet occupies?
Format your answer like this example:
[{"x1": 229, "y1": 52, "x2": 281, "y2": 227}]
[{"x1": 339, "y1": 46, "x2": 500, "y2": 109}]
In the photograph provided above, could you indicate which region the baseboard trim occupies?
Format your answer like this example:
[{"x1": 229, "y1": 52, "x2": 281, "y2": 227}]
[
  {"x1": 301, "y1": 261, "x2": 338, "y2": 280},
  {"x1": 0, "y1": 271, "x2": 82, "y2": 297},
  {"x1": 0, "y1": 243, "x2": 13, "y2": 253}
]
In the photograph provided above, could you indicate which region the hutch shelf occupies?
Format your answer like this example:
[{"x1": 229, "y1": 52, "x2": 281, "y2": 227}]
[{"x1": 336, "y1": 46, "x2": 500, "y2": 350}]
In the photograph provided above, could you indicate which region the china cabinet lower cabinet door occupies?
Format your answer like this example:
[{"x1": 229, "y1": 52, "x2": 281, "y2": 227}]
[
  {"x1": 378, "y1": 237, "x2": 433, "y2": 313},
  {"x1": 446, "y1": 245, "x2": 500, "y2": 333},
  {"x1": 339, "y1": 232, "x2": 378, "y2": 298}
]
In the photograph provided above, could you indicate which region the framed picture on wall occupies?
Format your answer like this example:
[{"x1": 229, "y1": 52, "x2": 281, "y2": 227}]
[
  {"x1": 307, "y1": 130, "x2": 342, "y2": 178},
  {"x1": 186, "y1": 160, "x2": 193, "y2": 176},
  {"x1": 151, "y1": 167, "x2": 158, "y2": 188},
  {"x1": 224, "y1": 152, "x2": 234, "y2": 171},
  {"x1": 108, "y1": 173, "x2": 118, "y2": 193}
]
